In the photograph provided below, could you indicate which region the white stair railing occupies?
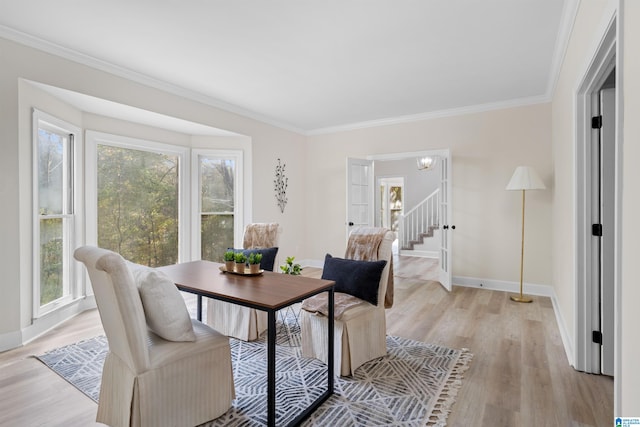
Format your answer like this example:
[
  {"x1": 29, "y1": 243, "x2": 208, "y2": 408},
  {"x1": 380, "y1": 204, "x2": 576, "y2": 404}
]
[{"x1": 398, "y1": 189, "x2": 440, "y2": 250}]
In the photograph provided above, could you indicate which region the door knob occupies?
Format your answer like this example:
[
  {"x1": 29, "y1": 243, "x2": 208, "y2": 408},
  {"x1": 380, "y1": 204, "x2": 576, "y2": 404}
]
[
  {"x1": 451, "y1": 225, "x2": 456, "y2": 230},
  {"x1": 443, "y1": 225, "x2": 449, "y2": 230},
  {"x1": 348, "y1": 221, "x2": 354, "y2": 226}
]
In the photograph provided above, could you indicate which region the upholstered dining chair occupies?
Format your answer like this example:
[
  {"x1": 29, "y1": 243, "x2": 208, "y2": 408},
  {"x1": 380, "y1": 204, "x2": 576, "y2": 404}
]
[
  {"x1": 74, "y1": 246, "x2": 235, "y2": 427},
  {"x1": 300, "y1": 227, "x2": 395, "y2": 376},
  {"x1": 207, "y1": 223, "x2": 281, "y2": 341}
]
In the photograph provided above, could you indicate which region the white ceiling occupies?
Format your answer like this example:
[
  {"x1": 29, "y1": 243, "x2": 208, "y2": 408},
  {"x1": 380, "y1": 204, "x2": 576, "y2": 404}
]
[{"x1": 0, "y1": 1, "x2": 572, "y2": 134}]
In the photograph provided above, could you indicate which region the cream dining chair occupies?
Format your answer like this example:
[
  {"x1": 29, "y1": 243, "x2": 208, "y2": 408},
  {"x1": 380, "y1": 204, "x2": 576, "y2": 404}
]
[
  {"x1": 74, "y1": 246, "x2": 234, "y2": 427},
  {"x1": 207, "y1": 223, "x2": 281, "y2": 341},
  {"x1": 300, "y1": 227, "x2": 395, "y2": 376}
]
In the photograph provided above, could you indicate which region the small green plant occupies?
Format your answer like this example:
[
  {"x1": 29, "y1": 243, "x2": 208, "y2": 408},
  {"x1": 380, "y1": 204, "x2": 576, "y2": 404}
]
[
  {"x1": 223, "y1": 250, "x2": 236, "y2": 262},
  {"x1": 248, "y1": 252, "x2": 263, "y2": 265},
  {"x1": 234, "y1": 252, "x2": 247, "y2": 264},
  {"x1": 280, "y1": 256, "x2": 302, "y2": 275}
]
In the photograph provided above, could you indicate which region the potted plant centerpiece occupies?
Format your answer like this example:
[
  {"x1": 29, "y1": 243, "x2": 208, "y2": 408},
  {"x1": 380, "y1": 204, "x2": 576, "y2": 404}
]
[
  {"x1": 234, "y1": 252, "x2": 247, "y2": 274},
  {"x1": 280, "y1": 256, "x2": 302, "y2": 275},
  {"x1": 248, "y1": 252, "x2": 263, "y2": 274},
  {"x1": 224, "y1": 250, "x2": 235, "y2": 272}
]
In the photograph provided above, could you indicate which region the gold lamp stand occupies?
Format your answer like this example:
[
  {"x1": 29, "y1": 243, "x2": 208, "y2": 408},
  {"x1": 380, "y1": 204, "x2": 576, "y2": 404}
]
[
  {"x1": 506, "y1": 166, "x2": 545, "y2": 303},
  {"x1": 511, "y1": 189, "x2": 532, "y2": 303}
]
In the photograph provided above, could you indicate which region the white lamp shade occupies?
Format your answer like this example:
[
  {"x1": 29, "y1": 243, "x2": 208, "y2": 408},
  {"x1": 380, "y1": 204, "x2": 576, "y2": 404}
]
[{"x1": 506, "y1": 166, "x2": 546, "y2": 191}]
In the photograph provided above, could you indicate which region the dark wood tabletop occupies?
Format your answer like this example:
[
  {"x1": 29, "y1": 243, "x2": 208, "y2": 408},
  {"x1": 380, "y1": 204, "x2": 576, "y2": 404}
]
[{"x1": 158, "y1": 260, "x2": 335, "y2": 310}]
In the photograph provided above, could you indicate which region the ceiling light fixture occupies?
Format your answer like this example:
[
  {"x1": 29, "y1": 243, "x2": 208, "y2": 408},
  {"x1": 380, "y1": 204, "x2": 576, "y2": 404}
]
[{"x1": 417, "y1": 156, "x2": 437, "y2": 171}]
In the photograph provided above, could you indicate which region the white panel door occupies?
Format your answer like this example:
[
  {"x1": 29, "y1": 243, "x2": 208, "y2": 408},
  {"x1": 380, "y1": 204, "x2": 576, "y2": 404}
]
[
  {"x1": 346, "y1": 158, "x2": 374, "y2": 238},
  {"x1": 438, "y1": 152, "x2": 453, "y2": 291}
]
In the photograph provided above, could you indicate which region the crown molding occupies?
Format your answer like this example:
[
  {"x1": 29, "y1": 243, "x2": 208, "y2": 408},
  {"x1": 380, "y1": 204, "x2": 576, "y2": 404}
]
[
  {"x1": 0, "y1": 25, "x2": 306, "y2": 136},
  {"x1": 545, "y1": 0, "x2": 581, "y2": 99},
  {"x1": 306, "y1": 95, "x2": 550, "y2": 136},
  {"x1": 2, "y1": 19, "x2": 567, "y2": 138}
]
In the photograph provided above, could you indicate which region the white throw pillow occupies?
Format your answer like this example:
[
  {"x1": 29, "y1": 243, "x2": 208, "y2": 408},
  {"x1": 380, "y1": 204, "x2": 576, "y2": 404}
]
[{"x1": 136, "y1": 268, "x2": 196, "y2": 342}]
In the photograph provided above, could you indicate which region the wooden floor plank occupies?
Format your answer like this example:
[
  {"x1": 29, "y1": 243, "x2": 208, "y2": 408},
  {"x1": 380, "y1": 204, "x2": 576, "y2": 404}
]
[{"x1": 0, "y1": 255, "x2": 613, "y2": 426}]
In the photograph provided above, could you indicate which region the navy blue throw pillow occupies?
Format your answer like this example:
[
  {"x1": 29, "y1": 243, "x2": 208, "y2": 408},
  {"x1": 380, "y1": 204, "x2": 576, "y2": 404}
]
[
  {"x1": 229, "y1": 247, "x2": 279, "y2": 272},
  {"x1": 320, "y1": 254, "x2": 387, "y2": 306}
]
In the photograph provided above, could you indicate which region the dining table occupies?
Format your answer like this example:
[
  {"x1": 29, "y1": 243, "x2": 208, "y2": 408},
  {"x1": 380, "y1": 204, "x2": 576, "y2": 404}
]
[{"x1": 158, "y1": 260, "x2": 335, "y2": 427}]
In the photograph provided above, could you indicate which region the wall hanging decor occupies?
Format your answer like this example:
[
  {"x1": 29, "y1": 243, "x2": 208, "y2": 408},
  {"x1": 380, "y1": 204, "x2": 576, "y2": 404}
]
[{"x1": 274, "y1": 158, "x2": 288, "y2": 213}]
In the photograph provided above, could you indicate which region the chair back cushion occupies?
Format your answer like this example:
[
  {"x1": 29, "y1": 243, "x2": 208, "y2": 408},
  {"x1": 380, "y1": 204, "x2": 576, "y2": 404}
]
[
  {"x1": 228, "y1": 247, "x2": 279, "y2": 272},
  {"x1": 345, "y1": 227, "x2": 395, "y2": 308},
  {"x1": 74, "y1": 246, "x2": 150, "y2": 373},
  {"x1": 321, "y1": 254, "x2": 387, "y2": 306},
  {"x1": 243, "y1": 223, "x2": 280, "y2": 249}
]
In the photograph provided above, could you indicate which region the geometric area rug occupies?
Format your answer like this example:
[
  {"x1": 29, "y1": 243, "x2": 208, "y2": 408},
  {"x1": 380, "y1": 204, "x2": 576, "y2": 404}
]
[{"x1": 36, "y1": 329, "x2": 472, "y2": 426}]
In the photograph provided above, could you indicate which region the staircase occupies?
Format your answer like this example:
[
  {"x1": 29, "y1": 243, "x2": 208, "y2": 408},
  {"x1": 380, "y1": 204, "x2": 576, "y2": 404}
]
[
  {"x1": 402, "y1": 225, "x2": 439, "y2": 250},
  {"x1": 398, "y1": 189, "x2": 439, "y2": 251}
]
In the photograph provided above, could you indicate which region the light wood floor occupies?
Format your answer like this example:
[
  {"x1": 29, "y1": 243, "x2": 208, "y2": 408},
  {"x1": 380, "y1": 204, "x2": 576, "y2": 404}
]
[{"x1": 0, "y1": 256, "x2": 613, "y2": 426}]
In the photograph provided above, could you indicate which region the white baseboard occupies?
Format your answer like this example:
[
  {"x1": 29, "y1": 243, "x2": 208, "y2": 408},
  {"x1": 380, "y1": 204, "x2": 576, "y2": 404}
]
[
  {"x1": 0, "y1": 295, "x2": 97, "y2": 353},
  {"x1": 265, "y1": 263, "x2": 575, "y2": 367},
  {"x1": 299, "y1": 259, "x2": 323, "y2": 269},
  {"x1": 550, "y1": 293, "x2": 574, "y2": 366},
  {"x1": 453, "y1": 275, "x2": 573, "y2": 365},
  {"x1": 0, "y1": 330, "x2": 23, "y2": 353},
  {"x1": 399, "y1": 250, "x2": 438, "y2": 258},
  {"x1": 452, "y1": 275, "x2": 554, "y2": 296}
]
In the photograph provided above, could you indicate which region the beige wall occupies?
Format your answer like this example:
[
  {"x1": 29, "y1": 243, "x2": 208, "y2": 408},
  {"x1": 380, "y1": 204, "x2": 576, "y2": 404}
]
[
  {"x1": 0, "y1": 37, "x2": 308, "y2": 346},
  {"x1": 621, "y1": 0, "x2": 640, "y2": 415},
  {"x1": 307, "y1": 103, "x2": 553, "y2": 286}
]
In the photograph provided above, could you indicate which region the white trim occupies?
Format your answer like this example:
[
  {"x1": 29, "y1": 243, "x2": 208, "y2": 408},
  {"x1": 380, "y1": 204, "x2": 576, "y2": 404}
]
[
  {"x1": 399, "y1": 250, "x2": 438, "y2": 259},
  {"x1": 0, "y1": 330, "x2": 23, "y2": 353},
  {"x1": 299, "y1": 259, "x2": 324, "y2": 269},
  {"x1": 0, "y1": 25, "x2": 306, "y2": 136},
  {"x1": 453, "y1": 275, "x2": 554, "y2": 297},
  {"x1": 0, "y1": 23, "x2": 573, "y2": 138},
  {"x1": 22, "y1": 296, "x2": 96, "y2": 344},
  {"x1": 614, "y1": 0, "x2": 623, "y2": 415},
  {"x1": 573, "y1": 10, "x2": 618, "y2": 374},
  {"x1": 367, "y1": 149, "x2": 450, "y2": 162},
  {"x1": 551, "y1": 290, "x2": 575, "y2": 367},
  {"x1": 308, "y1": 97, "x2": 549, "y2": 136},
  {"x1": 545, "y1": 0, "x2": 581, "y2": 98},
  {"x1": 0, "y1": 296, "x2": 96, "y2": 353},
  {"x1": 190, "y1": 149, "x2": 244, "y2": 260},
  {"x1": 32, "y1": 109, "x2": 83, "y2": 319}
]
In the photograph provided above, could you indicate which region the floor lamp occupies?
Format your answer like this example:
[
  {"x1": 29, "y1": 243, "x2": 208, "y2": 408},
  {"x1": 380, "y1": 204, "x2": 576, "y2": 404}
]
[{"x1": 506, "y1": 166, "x2": 546, "y2": 303}]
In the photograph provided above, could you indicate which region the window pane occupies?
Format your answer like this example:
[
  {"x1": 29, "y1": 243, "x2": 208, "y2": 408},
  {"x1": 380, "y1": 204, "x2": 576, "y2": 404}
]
[
  {"x1": 201, "y1": 214, "x2": 234, "y2": 262},
  {"x1": 97, "y1": 145, "x2": 179, "y2": 267},
  {"x1": 38, "y1": 129, "x2": 67, "y2": 215},
  {"x1": 201, "y1": 157, "x2": 234, "y2": 213},
  {"x1": 390, "y1": 186, "x2": 402, "y2": 209},
  {"x1": 40, "y1": 218, "x2": 63, "y2": 305}
]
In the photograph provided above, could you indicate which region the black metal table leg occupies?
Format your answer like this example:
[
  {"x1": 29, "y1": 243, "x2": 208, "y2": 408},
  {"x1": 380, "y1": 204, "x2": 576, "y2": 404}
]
[
  {"x1": 288, "y1": 288, "x2": 335, "y2": 426},
  {"x1": 328, "y1": 288, "x2": 334, "y2": 392},
  {"x1": 267, "y1": 309, "x2": 277, "y2": 426},
  {"x1": 197, "y1": 295, "x2": 202, "y2": 321}
]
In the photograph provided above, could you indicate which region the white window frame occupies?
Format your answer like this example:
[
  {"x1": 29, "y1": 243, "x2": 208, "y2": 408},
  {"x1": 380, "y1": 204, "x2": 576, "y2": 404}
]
[
  {"x1": 32, "y1": 109, "x2": 83, "y2": 318},
  {"x1": 85, "y1": 131, "x2": 190, "y2": 263},
  {"x1": 191, "y1": 149, "x2": 244, "y2": 259}
]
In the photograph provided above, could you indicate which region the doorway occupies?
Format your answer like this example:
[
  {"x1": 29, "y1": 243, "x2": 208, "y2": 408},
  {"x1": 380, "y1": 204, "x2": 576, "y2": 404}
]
[
  {"x1": 574, "y1": 17, "x2": 618, "y2": 377},
  {"x1": 347, "y1": 149, "x2": 453, "y2": 291}
]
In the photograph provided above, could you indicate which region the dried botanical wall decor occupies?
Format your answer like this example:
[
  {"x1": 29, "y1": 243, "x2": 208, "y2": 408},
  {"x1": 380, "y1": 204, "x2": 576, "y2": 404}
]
[{"x1": 274, "y1": 158, "x2": 288, "y2": 213}]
